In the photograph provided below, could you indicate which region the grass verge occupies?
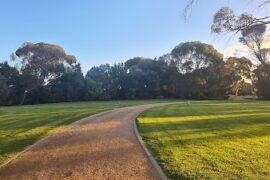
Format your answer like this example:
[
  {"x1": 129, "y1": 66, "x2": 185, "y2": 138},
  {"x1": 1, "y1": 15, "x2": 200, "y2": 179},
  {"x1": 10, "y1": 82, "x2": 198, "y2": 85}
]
[{"x1": 137, "y1": 101, "x2": 270, "y2": 179}]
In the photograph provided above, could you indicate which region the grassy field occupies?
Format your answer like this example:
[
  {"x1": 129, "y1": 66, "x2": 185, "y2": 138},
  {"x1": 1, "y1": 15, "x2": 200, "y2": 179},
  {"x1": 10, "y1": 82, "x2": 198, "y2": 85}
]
[
  {"x1": 137, "y1": 101, "x2": 270, "y2": 179},
  {"x1": 0, "y1": 99, "x2": 173, "y2": 165}
]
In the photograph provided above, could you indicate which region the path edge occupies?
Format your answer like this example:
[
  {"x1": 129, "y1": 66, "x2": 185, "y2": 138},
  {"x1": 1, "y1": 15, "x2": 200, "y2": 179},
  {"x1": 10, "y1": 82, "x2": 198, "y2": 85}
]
[
  {"x1": 133, "y1": 116, "x2": 168, "y2": 180},
  {"x1": 0, "y1": 109, "x2": 115, "y2": 169}
]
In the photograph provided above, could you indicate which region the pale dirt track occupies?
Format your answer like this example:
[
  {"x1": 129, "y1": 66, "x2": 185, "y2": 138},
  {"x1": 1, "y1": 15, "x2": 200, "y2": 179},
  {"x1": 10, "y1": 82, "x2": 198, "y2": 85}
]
[{"x1": 0, "y1": 103, "x2": 171, "y2": 180}]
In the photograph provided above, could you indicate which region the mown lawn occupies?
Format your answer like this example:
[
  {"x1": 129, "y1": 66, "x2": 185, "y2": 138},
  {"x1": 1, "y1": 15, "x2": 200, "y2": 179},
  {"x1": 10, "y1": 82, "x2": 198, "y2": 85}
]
[
  {"x1": 0, "y1": 99, "x2": 172, "y2": 165},
  {"x1": 137, "y1": 101, "x2": 270, "y2": 179}
]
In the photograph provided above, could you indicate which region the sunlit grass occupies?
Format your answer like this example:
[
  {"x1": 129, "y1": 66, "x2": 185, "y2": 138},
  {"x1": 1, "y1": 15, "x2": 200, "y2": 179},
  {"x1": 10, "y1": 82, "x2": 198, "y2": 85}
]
[
  {"x1": 0, "y1": 99, "x2": 173, "y2": 164},
  {"x1": 137, "y1": 101, "x2": 270, "y2": 179}
]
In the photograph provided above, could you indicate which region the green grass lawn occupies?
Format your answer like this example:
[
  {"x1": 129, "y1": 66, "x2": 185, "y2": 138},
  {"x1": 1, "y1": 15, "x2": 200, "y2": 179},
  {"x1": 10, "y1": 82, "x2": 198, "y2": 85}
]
[
  {"x1": 0, "y1": 99, "x2": 173, "y2": 165},
  {"x1": 137, "y1": 101, "x2": 270, "y2": 179}
]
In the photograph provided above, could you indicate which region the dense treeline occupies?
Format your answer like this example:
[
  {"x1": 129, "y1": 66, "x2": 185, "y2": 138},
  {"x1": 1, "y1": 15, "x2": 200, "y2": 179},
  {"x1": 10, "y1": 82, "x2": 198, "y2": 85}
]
[{"x1": 0, "y1": 41, "x2": 268, "y2": 105}]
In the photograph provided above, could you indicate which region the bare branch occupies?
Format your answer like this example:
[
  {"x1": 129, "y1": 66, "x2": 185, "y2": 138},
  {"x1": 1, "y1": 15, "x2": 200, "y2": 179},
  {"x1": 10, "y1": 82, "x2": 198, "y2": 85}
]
[{"x1": 183, "y1": 0, "x2": 198, "y2": 22}]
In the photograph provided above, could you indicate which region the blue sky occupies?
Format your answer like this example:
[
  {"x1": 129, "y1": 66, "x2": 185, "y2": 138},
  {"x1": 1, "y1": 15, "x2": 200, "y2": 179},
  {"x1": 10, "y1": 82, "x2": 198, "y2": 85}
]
[{"x1": 0, "y1": 0, "x2": 269, "y2": 73}]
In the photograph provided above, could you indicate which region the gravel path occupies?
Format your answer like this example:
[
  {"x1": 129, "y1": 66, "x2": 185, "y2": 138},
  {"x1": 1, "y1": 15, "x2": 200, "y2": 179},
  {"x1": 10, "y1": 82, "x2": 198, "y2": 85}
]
[{"x1": 0, "y1": 104, "x2": 169, "y2": 180}]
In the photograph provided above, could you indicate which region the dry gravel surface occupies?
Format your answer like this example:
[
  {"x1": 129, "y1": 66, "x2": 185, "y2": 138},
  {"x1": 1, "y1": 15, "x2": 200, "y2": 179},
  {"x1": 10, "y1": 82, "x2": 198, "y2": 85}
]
[{"x1": 0, "y1": 103, "x2": 170, "y2": 180}]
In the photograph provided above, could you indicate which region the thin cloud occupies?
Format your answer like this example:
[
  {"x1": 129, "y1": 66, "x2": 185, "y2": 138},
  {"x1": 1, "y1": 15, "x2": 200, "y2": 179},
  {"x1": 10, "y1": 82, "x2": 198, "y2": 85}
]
[{"x1": 223, "y1": 35, "x2": 270, "y2": 64}]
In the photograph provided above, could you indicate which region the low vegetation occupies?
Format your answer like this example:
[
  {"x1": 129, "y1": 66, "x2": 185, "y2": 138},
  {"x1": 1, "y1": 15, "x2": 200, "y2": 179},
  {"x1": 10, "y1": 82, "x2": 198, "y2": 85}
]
[
  {"x1": 137, "y1": 101, "x2": 270, "y2": 179},
  {"x1": 0, "y1": 100, "x2": 171, "y2": 164}
]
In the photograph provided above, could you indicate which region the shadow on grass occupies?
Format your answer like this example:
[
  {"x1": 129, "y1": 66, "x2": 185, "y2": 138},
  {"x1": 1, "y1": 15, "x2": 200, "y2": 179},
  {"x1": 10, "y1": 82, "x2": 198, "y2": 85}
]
[{"x1": 139, "y1": 112, "x2": 270, "y2": 144}]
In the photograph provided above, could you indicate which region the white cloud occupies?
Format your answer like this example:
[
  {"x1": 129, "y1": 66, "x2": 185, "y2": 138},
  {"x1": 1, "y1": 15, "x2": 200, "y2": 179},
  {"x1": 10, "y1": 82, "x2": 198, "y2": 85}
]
[
  {"x1": 222, "y1": 35, "x2": 270, "y2": 63},
  {"x1": 223, "y1": 43, "x2": 249, "y2": 58}
]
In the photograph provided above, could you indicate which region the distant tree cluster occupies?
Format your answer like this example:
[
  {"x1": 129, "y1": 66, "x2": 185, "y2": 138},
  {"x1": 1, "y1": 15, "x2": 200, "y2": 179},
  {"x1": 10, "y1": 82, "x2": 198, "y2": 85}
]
[
  {"x1": 184, "y1": 0, "x2": 270, "y2": 100},
  {"x1": 0, "y1": 41, "x2": 262, "y2": 105},
  {"x1": 212, "y1": 11, "x2": 270, "y2": 99}
]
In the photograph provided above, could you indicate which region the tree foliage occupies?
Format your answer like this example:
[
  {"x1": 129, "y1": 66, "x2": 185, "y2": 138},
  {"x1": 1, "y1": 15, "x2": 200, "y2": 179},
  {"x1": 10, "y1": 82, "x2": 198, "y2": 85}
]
[
  {"x1": 0, "y1": 40, "x2": 267, "y2": 105},
  {"x1": 0, "y1": 74, "x2": 9, "y2": 104},
  {"x1": 185, "y1": 1, "x2": 270, "y2": 31},
  {"x1": 224, "y1": 57, "x2": 253, "y2": 95},
  {"x1": 210, "y1": 5, "x2": 270, "y2": 99},
  {"x1": 211, "y1": 7, "x2": 270, "y2": 34},
  {"x1": 184, "y1": 0, "x2": 270, "y2": 99},
  {"x1": 14, "y1": 42, "x2": 76, "y2": 83},
  {"x1": 254, "y1": 64, "x2": 270, "y2": 99},
  {"x1": 171, "y1": 41, "x2": 224, "y2": 73}
]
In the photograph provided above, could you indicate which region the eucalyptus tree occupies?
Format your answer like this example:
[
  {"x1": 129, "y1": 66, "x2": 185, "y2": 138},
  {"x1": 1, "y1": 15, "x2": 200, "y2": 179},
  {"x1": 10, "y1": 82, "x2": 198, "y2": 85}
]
[
  {"x1": 224, "y1": 57, "x2": 253, "y2": 95},
  {"x1": 13, "y1": 42, "x2": 77, "y2": 104},
  {"x1": 85, "y1": 64, "x2": 112, "y2": 100},
  {"x1": 124, "y1": 57, "x2": 160, "y2": 99},
  {"x1": 0, "y1": 62, "x2": 21, "y2": 104},
  {"x1": 212, "y1": 14, "x2": 270, "y2": 99},
  {"x1": 0, "y1": 74, "x2": 8, "y2": 104},
  {"x1": 184, "y1": 0, "x2": 270, "y2": 99},
  {"x1": 185, "y1": 0, "x2": 270, "y2": 29},
  {"x1": 171, "y1": 41, "x2": 224, "y2": 73},
  {"x1": 171, "y1": 41, "x2": 227, "y2": 98},
  {"x1": 49, "y1": 63, "x2": 85, "y2": 102},
  {"x1": 14, "y1": 42, "x2": 77, "y2": 83}
]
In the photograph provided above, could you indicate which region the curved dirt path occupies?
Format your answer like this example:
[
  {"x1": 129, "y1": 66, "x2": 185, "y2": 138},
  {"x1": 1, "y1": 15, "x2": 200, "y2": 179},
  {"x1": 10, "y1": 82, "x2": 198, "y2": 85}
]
[{"x1": 0, "y1": 103, "x2": 171, "y2": 180}]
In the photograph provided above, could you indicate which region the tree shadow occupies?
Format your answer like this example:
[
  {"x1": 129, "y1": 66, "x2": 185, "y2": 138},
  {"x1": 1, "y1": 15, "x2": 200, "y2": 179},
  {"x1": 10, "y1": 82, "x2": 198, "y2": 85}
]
[{"x1": 139, "y1": 112, "x2": 270, "y2": 144}]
